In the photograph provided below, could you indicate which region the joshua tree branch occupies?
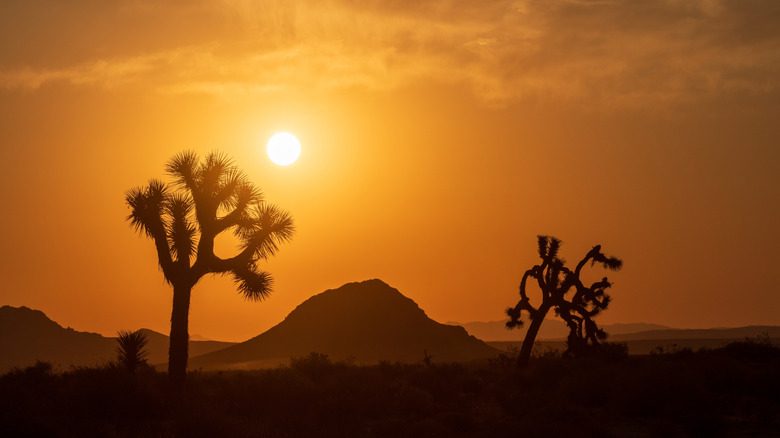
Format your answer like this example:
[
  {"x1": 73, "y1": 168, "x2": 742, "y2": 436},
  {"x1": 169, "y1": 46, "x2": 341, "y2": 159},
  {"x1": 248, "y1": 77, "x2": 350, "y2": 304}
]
[
  {"x1": 215, "y1": 209, "x2": 244, "y2": 233},
  {"x1": 518, "y1": 269, "x2": 534, "y2": 303},
  {"x1": 148, "y1": 220, "x2": 175, "y2": 281},
  {"x1": 507, "y1": 236, "x2": 621, "y2": 365},
  {"x1": 574, "y1": 246, "x2": 599, "y2": 277},
  {"x1": 532, "y1": 266, "x2": 549, "y2": 299}
]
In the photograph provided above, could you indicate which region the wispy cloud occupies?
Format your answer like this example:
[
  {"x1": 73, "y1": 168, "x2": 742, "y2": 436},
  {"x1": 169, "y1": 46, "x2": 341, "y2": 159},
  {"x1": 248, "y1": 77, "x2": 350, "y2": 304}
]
[
  {"x1": 0, "y1": 55, "x2": 162, "y2": 90},
  {"x1": 2, "y1": 0, "x2": 779, "y2": 108}
]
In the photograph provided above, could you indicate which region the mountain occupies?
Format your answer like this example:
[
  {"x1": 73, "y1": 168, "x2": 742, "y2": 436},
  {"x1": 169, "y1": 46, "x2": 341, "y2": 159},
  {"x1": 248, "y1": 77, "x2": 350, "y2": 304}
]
[
  {"x1": 451, "y1": 319, "x2": 673, "y2": 341},
  {"x1": 609, "y1": 326, "x2": 780, "y2": 341},
  {"x1": 0, "y1": 305, "x2": 234, "y2": 373},
  {"x1": 0, "y1": 306, "x2": 115, "y2": 372},
  {"x1": 450, "y1": 319, "x2": 570, "y2": 341},
  {"x1": 603, "y1": 323, "x2": 675, "y2": 335},
  {"x1": 189, "y1": 279, "x2": 501, "y2": 370},
  {"x1": 489, "y1": 325, "x2": 780, "y2": 355},
  {"x1": 133, "y1": 328, "x2": 236, "y2": 367}
]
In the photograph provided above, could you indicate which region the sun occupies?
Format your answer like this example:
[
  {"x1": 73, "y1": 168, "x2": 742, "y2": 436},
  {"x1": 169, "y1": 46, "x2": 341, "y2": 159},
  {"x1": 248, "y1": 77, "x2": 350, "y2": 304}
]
[{"x1": 266, "y1": 132, "x2": 301, "y2": 166}]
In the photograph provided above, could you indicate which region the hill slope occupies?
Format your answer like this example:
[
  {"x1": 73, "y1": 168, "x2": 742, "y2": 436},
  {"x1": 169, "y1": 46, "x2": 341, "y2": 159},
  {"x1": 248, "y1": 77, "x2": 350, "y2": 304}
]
[
  {"x1": 0, "y1": 306, "x2": 114, "y2": 372},
  {"x1": 189, "y1": 279, "x2": 501, "y2": 369},
  {"x1": 0, "y1": 306, "x2": 234, "y2": 372}
]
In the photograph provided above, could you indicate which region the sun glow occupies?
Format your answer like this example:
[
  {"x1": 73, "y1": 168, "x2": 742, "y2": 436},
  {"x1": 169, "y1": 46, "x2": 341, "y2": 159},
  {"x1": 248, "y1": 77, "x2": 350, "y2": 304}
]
[{"x1": 266, "y1": 132, "x2": 301, "y2": 165}]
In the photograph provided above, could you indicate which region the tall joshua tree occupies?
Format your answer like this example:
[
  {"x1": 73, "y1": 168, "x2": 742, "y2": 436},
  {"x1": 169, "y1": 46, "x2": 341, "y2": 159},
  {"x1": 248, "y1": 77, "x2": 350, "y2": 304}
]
[
  {"x1": 506, "y1": 236, "x2": 622, "y2": 367},
  {"x1": 126, "y1": 151, "x2": 294, "y2": 390}
]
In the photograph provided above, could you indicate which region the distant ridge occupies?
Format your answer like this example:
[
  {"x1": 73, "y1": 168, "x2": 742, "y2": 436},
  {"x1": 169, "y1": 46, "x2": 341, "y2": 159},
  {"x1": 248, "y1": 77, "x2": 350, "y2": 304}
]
[
  {"x1": 489, "y1": 325, "x2": 780, "y2": 355},
  {"x1": 133, "y1": 328, "x2": 236, "y2": 368},
  {"x1": 0, "y1": 306, "x2": 113, "y2": 372},
  {"x1": 0, "y1": 305, "x2": 234, "y2": 372},
  {"x1": 6, "y1": 300, "x2": 778, "y2": 373},
  {"x1": 451, "y1": 319, "x2": 673, "y2": 341},
  {"x1": 609, "y1": 326, "x2": 780, "y2": 341},
  {"x1": 189, "y1": 279, "x2": 501, "y2": 370}
]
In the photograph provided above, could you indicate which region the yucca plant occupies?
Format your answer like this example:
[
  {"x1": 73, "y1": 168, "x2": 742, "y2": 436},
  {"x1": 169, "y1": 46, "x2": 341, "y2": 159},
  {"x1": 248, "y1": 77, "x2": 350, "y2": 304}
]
[
  {"x1": 126, "y1": 151, "x2": 294, "y2": 391},
  {"x1": 506, "y1": 235, "x2": 622, "y2": 367},
  {"x1": 116, "y1": 329, "x2": 150, "y2": 374}
]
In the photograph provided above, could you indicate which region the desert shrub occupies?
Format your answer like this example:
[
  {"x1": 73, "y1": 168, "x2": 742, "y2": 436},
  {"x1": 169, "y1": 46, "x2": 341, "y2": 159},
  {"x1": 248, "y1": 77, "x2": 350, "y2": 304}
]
[
  {"x1": 649, "y1": 343, "x2": 694, "y2": 358},
  {"x1": 290, "y1": 352, "x2": 333, "y2": 381},
  {"x1": 532, "y1": 344, "x2": 563, "y2": 360},
  {"x1": 595, "y1": 341, "x2": 629, "y2": 362},
  {"x1": 722, "y1": 333, "x2": 780, "y2": 362},
  {"x1": 566, "y1": 341, "x2": 629, "y2": 364},
  {"x1": 489, "y1": 345, "x2": 521, "y2": 369},
  {"x1": 116, "y1": 329, "x2": 150, "y2": 374}
]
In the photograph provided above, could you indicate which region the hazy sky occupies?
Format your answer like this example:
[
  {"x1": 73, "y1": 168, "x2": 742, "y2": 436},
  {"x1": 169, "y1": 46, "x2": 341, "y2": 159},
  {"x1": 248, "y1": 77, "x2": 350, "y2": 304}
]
[{"x1": 2, "y1": 0, "x2": 779, "y2": 341}]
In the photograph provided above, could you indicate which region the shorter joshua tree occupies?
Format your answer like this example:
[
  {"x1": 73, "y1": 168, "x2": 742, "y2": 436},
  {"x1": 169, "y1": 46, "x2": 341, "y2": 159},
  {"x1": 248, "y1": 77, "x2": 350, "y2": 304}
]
[
  {"x1": 116, "y1": 329, "x2": 150, "y2": 374},
  {"x1": 506, "y1": 235, "x2": 622, "y2": 367}
]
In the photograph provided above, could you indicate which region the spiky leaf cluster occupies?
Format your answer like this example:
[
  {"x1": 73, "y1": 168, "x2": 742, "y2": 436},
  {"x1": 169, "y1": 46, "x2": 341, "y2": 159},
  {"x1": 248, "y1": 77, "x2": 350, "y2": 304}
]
[
  {"x1": 506, "y1": 235, "x2": 622, "y2": 353},
  {"x1": 116, "y1": 329, "x2": 149, "y2": 373},
  {"x1": 125, "y1": 151, "x2": 294, "y2": 300}
]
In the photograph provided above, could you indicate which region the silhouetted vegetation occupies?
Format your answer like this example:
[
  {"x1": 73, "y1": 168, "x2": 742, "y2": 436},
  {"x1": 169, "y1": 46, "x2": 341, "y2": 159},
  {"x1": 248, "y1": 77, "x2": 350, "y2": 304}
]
[
  {"x1": 126, "y1": 152, "x2": 294, "y2": 392},
  {"x1": 2, "y1": 340, "x2": 778, "y2": 437},
  {"x1": 506, "y1": 236, "x2": 622, "y2": 366},
  {"x1": 116, "y1": 330, "x2": 150, "y2": 375},
  {"x1": 721, "y1": 332, "x2": 780, "y2": 362}
]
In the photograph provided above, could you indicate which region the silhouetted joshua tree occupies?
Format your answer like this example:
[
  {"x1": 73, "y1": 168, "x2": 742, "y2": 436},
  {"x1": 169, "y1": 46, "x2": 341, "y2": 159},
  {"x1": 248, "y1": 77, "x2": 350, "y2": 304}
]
[
  {"x1": 506, "y1": 235, "x2": 622, "y2": 367},
  {"x1": 116, "y1": 329, "x2": 149, "y2": 374},
  {"x1": 126, "y1": 152, "x2": 294, "y2": 391}
]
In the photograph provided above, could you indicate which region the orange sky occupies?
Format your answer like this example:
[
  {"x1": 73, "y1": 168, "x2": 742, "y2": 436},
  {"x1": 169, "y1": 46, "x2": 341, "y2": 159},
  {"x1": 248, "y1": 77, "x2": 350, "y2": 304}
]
[{"x1": 2, "y1": 0, "x2": 779, "y2": 342}]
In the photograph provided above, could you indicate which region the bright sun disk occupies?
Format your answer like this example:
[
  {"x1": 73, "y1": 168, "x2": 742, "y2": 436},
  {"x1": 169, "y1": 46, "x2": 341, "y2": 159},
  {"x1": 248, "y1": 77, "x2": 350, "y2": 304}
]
[{"x1": 266, "y1": 132, "x2": 301, "y2": 165}]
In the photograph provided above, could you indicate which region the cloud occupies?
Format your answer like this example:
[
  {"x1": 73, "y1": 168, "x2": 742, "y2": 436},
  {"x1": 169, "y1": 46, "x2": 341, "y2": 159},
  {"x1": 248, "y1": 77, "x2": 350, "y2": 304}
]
[
  {"x1": 0, "y1": 55, "x2": 162, "y2": 90},
  {"x1": 1, "y1": 0, "x2": 779, "y2": 108}
]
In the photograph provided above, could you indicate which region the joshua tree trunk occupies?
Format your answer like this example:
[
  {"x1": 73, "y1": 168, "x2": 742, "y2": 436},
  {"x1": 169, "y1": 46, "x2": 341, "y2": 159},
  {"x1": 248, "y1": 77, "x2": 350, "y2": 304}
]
[
  {"x1": 518, "y1": 303, "x2": 551, "y2": 367},
  {"x1": 168, "y1": 283, "x2": 192, "y2": 392}
]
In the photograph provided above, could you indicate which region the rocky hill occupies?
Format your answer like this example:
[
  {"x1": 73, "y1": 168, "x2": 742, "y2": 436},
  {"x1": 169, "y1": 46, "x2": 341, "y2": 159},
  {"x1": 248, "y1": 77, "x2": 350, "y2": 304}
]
[{"x1": 189, "y1": 279, "x2": 501, "y2": 369}]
